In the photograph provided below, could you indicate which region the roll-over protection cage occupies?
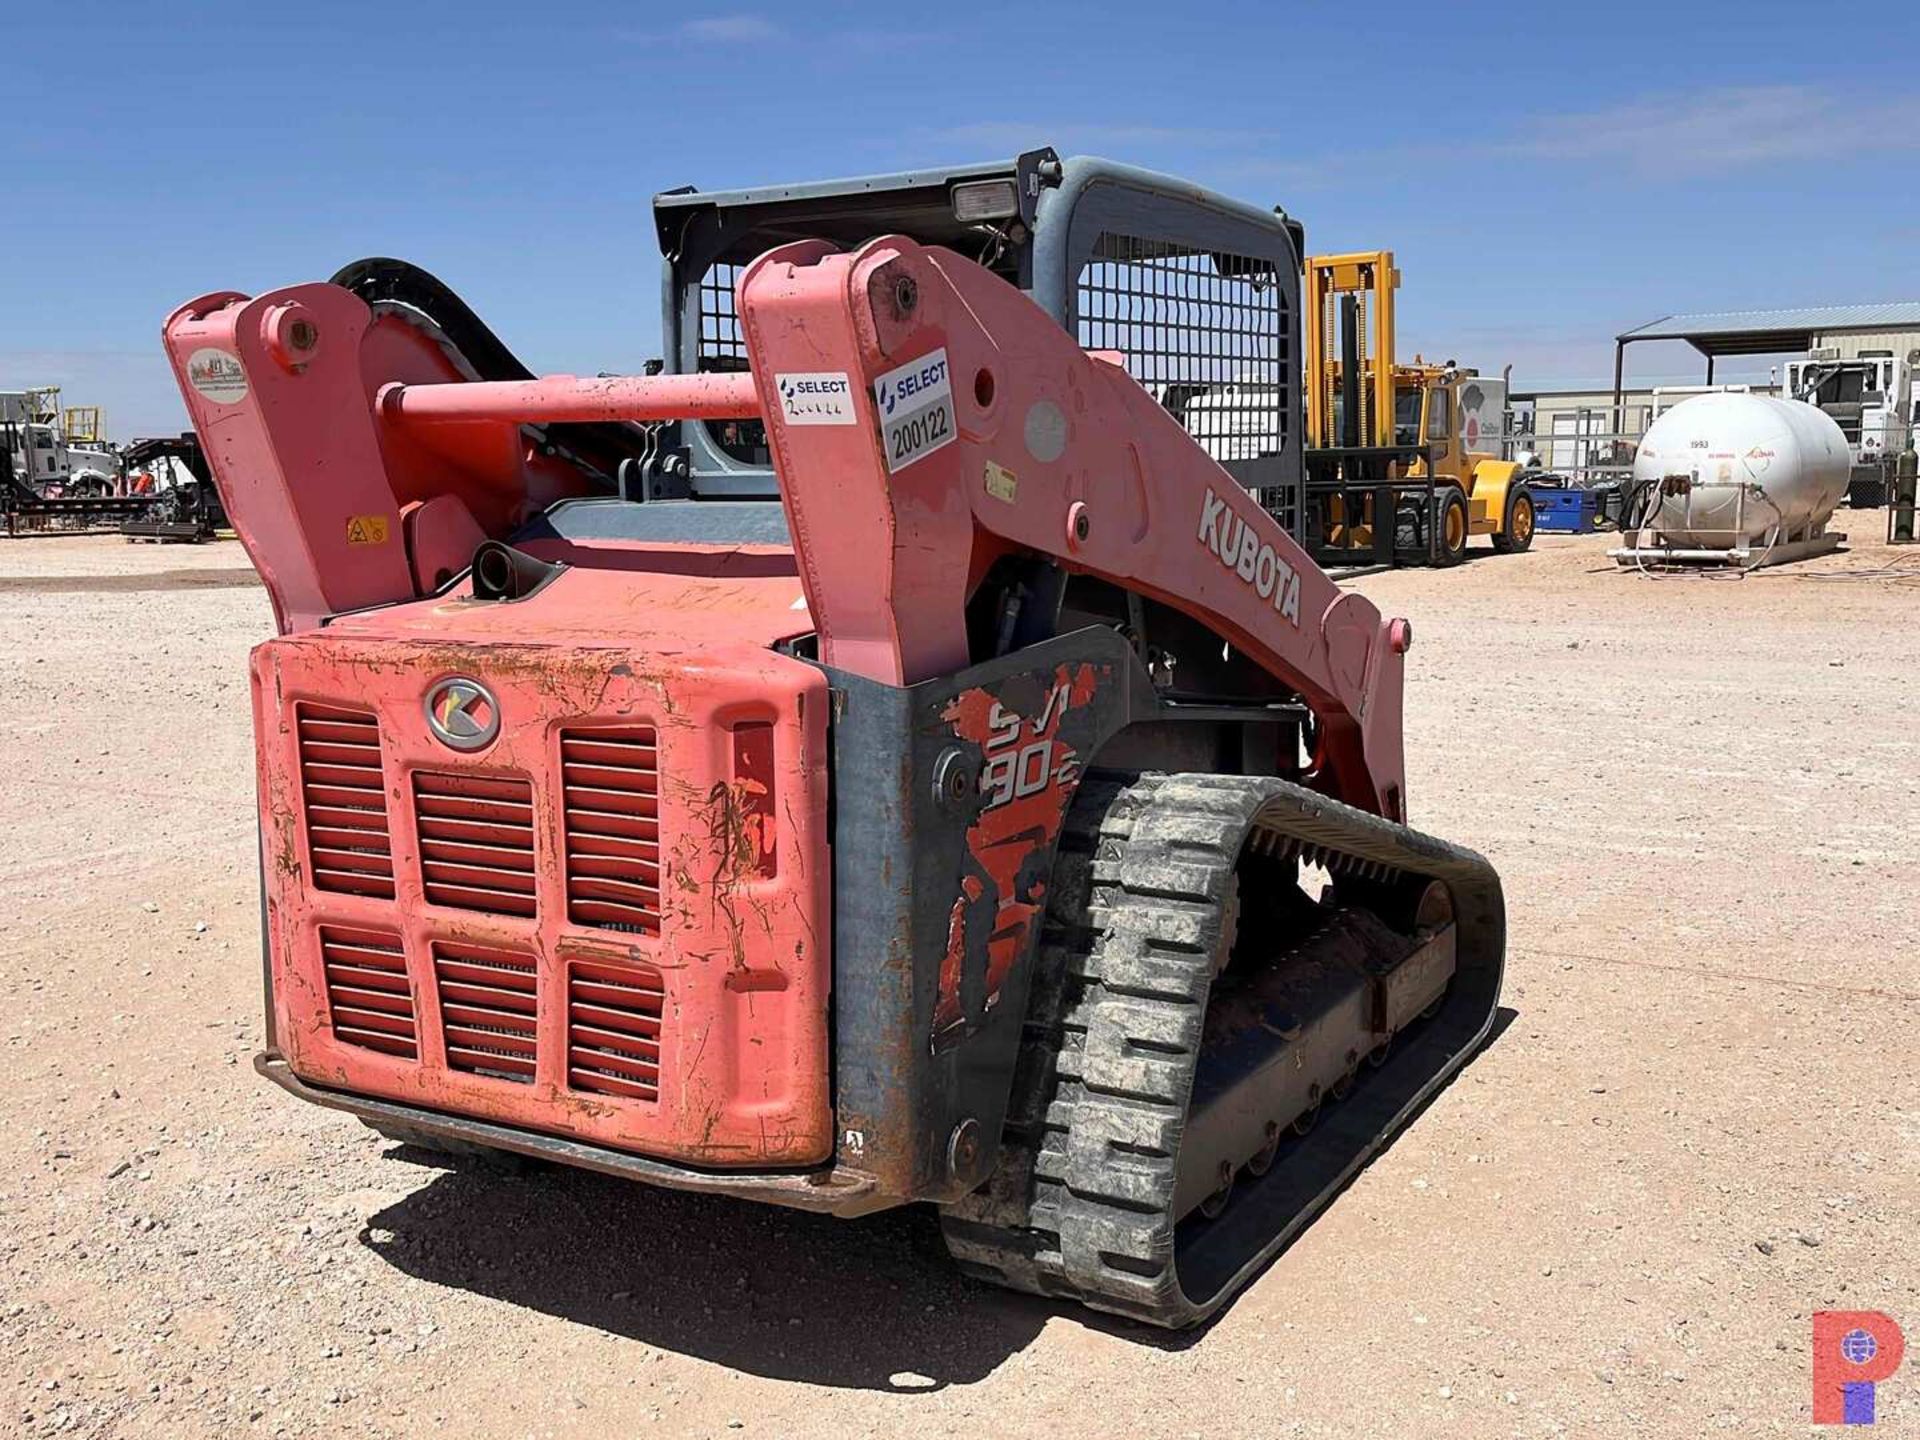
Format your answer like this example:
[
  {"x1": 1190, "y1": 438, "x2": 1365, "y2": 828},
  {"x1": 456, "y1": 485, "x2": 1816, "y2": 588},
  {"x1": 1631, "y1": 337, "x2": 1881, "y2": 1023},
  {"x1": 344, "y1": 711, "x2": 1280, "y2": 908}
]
[{"x1": 647, "y1": 149, "x2": 1308, "y2": 538}]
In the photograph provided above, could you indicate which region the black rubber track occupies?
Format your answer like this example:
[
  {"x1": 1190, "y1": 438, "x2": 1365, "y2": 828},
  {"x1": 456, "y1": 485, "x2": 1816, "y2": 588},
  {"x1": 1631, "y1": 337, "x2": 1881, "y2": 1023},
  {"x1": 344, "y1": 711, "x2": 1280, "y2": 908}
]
[{"x1": 940, "y1": 771, "x2": 1504, "y2": 1329}]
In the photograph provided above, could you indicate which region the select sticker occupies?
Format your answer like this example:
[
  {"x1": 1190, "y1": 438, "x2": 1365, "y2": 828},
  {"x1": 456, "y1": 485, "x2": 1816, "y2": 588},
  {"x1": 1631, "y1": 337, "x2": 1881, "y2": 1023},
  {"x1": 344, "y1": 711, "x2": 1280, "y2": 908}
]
[
  {"x1": 874, "y1": 347, "x2": 954, "y2": 474},
  {"x1": 774, "y1": 372, "x2": 855, "y2": 425},
  {"x1": 186, "y1": 347, "x2": 248, "y2": 405}
]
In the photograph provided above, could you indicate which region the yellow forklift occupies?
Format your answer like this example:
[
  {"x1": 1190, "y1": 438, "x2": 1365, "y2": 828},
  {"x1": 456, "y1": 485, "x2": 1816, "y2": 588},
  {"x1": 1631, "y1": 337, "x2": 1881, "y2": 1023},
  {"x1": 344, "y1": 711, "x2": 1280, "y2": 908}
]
[{"x1": 1302, "y1": 250, "x2": 1534, "y2": 567}]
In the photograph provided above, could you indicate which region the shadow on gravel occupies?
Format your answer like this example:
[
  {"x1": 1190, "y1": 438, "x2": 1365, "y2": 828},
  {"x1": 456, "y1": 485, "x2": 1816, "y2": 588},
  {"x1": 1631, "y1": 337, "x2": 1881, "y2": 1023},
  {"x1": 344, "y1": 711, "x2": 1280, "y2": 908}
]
[
  {"x1": 357, "y1": 1005, "x2": 1522, "y2": 1390},
  {"x1": 1485, "y1": 1004, "x2": 1520, "y2": 1049},
  {"x1": 0, "y1": 568, "x2": 260, "y2": 593},
  {"x1": 360, "y1": 1159, "x2": 1063, "y2": 1391}
]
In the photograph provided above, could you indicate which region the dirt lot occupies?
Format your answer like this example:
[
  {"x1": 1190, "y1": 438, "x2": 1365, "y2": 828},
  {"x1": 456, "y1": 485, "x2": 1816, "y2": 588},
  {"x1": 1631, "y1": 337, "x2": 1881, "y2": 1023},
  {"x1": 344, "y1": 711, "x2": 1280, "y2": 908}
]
[{"x1": 3, "y1": 520, "x2": 1916, "y2": 1438}]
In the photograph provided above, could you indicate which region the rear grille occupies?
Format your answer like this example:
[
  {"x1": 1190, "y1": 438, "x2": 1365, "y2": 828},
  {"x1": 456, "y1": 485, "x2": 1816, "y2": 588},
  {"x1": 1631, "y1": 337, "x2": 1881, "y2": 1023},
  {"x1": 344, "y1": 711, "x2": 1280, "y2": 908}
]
[
  {"x1": 567, "y1": 960, "x2": 664, "y2": 1100},
  {"x1": 297, "y1": 705, "x2": 394, "y2": 899},
  {"x1": 432, "y1": 942, "x2": 538, "y2": 1084},
  {"x1": 412, "y1": 772, "x2": 537, "y2": 918},
  {"x1": 321, "y1": 926, "x2": 416, "y2": 1059},
  {"x1": 560, "y1": 730, "x2": 662, "y2": 935}
]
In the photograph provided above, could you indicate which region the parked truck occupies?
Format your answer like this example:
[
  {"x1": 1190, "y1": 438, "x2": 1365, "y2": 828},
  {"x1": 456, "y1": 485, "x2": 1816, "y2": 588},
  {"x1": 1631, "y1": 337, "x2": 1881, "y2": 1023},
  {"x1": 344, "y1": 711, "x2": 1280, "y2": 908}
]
[{"x1": 1786, "y1": 348, "x2": 1917, "y2": 504}]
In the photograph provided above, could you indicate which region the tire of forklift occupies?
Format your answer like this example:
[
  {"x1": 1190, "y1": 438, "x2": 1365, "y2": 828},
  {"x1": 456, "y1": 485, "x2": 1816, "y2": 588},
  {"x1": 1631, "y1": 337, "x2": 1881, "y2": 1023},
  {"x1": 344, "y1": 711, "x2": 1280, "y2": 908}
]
[
  {"x1": 1391, "y1": 495, "x2": 1423, "y2": 560},
  {"x1": 1434, "y1": 486, "x2": 1469, "y2": 567},
  {"x1": 1491, "y1": 485, "x2": 1535, "y2": 554}
]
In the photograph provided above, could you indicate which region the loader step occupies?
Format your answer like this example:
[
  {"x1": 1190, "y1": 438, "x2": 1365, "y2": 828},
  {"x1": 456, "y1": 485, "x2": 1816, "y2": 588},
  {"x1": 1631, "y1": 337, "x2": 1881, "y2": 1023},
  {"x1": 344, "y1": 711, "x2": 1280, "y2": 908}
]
[{"x1": 939, "y1": 771, "x2": 1504, "y2": 1329}]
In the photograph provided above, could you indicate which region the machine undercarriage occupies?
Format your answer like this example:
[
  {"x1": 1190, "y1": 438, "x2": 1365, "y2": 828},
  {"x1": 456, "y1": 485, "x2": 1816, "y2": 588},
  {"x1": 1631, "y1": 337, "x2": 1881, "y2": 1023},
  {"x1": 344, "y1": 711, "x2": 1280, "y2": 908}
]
[{"x1": 944, "y1": 771, "x2": 1499, "y2": 1326}]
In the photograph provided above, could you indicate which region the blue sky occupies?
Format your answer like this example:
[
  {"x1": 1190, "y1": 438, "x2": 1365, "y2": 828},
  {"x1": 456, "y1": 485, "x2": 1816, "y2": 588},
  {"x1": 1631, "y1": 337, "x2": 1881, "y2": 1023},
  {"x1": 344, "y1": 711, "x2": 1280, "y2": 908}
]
[{"x1": 7, "y1": 0, "x2": 1918, "y2": 435}]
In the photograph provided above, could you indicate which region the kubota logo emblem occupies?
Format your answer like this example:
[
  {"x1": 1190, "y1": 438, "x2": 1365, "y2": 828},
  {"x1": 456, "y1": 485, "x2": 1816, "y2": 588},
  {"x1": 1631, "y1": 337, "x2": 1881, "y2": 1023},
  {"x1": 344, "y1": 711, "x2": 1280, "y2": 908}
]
[
  {"x1": 1198, "y1": 487, "x2": 1302, "y2": 627},
  {"x1": 424, "y1": 677, "x2": 500, "y2": 752}
]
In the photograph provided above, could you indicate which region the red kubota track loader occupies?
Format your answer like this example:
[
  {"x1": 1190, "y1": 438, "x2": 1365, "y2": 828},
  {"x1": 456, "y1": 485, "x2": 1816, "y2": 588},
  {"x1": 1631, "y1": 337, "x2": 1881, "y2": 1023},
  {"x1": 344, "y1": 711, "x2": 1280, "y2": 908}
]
[{"x1": 164, "y1": 150, "x2": 1503, "y2": 1328}]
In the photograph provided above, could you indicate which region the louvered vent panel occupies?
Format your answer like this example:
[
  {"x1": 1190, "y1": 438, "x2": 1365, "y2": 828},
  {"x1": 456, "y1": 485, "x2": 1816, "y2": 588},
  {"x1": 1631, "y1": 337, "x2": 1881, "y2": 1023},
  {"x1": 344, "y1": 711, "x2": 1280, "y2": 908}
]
[
  {"x1": 567, "y1": 960, "x2": 664, "y2": 1100},
  {"x1": 412, "y1": 772, "x2": 537, "y2": 918},
  {"x1": 297, "y1": 705, "x2": 393, "y2": 898},
  {"x1": 560, "y1": 730, "x2": 661, "y2": 935},
  {"x1": 320, "y1": 926, "x2": 416, "y2": 1059},
  {"x1": 432, "y1": 942, "x2": 537, "y2": 1084}
]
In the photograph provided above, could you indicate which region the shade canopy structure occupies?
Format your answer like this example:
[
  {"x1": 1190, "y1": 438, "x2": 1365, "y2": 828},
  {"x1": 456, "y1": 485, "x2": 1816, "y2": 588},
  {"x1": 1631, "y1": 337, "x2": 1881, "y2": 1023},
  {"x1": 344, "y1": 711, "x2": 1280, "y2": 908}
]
[{"x1": 1612, "y1": 302, "x2": 1920, "y2": 405}]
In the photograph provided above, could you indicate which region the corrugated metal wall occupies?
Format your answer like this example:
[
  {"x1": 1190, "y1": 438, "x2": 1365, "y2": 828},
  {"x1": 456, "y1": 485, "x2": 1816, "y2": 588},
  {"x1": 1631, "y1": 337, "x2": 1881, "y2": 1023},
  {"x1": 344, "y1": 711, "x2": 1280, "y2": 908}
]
[{"x1": 1812, "y1": 329, "x2": 1920, "y2": 358}]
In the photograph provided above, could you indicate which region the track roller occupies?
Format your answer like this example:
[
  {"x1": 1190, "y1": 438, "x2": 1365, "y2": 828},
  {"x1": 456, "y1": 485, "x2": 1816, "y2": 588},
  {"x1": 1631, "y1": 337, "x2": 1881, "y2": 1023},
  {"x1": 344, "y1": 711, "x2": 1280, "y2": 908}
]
[{"x1": 940, "y1": 770, "x2": 1504, "y2": 1329}]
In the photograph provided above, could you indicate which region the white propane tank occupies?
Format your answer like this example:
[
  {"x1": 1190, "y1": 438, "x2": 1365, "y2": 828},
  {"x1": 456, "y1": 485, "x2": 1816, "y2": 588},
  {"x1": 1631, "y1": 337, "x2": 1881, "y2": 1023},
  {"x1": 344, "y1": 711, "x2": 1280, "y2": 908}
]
[{"x1": 1632, "y1": 392, "x2": 1850, "y2": 548}]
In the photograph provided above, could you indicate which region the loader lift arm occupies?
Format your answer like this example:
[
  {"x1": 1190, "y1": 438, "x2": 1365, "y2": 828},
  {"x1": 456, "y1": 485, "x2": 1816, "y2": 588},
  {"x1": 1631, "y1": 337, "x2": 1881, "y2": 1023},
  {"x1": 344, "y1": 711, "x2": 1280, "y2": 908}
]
[{"x1": 169, "y1": 236, "x2": 1407, "y2": 817}]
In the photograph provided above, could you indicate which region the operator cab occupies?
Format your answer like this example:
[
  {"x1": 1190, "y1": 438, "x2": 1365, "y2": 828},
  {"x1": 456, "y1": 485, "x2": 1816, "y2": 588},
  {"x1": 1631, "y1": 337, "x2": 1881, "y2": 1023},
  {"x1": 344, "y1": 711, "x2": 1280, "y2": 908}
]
[
  {"x1": 1392, "y1": 384, "x2": 1424, "y2": 447},
  {"x1": 643, "y1": 148, "x2": 1309, "y2": 538}
]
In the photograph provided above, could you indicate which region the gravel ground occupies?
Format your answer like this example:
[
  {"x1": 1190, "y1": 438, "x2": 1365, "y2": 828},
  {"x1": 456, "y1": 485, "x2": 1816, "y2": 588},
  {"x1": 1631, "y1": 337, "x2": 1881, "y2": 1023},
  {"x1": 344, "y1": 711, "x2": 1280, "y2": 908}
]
[{"x1": 2, "y1": 519, "x2": 1915, "y2": 1438}]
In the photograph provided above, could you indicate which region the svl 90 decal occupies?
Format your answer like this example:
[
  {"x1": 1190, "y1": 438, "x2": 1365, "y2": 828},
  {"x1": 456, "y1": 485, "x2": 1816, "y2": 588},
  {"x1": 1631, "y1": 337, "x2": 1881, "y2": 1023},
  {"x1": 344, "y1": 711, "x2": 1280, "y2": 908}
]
[
  {"x1": 979, "y1": 684, "x2": 1082, "y2": 811},
  {"x1": 932, "y1": 663, "x2": 1102, "y2": 1051}
]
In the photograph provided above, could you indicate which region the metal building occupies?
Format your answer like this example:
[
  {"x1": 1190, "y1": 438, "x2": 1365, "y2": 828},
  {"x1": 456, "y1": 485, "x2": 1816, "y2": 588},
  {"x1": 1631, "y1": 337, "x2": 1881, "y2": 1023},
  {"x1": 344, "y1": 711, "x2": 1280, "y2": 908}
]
[{"x1": 1613, "y1": 302, "x2": 1920, "y2": 395}]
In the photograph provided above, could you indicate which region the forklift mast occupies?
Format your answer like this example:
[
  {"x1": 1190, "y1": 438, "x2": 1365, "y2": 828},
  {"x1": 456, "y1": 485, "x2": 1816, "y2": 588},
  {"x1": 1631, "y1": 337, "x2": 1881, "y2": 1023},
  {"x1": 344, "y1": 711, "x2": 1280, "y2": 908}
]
[{"x1": 1303, "y1": 250, "x2": 1399, "y2": 451}]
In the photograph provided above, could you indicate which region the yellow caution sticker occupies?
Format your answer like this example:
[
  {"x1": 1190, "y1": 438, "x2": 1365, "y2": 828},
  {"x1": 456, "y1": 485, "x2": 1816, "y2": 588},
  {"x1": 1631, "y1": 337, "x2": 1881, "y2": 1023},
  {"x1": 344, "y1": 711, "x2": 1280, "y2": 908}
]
[
  {"x1": 345, "y1": 515, "x2": 391, "y2": 545},
  {"x1": 984, "y1": 460, "x2": 1018, "y2": 503}
]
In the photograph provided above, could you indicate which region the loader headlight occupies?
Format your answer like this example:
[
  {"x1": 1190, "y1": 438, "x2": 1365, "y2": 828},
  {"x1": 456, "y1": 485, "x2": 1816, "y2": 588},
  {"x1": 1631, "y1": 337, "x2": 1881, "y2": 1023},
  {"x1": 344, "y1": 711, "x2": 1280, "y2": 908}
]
[{"x1": 951, "y1": 178, "x2": 1020, "y2": 223}]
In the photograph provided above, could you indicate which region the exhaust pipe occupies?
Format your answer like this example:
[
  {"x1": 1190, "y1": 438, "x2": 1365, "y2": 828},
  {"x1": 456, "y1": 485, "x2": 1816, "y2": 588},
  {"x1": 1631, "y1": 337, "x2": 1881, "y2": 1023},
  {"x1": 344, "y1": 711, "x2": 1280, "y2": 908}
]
[{"x1": 470, "y1": 541, "x2": 563, "y2": 601}]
